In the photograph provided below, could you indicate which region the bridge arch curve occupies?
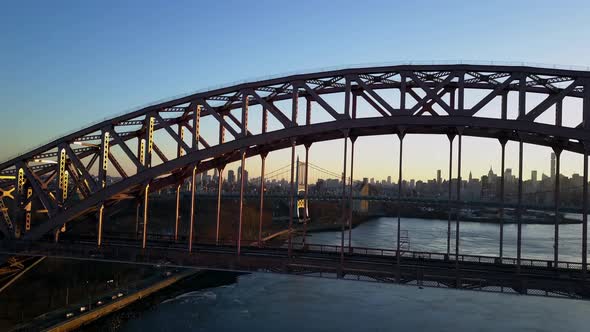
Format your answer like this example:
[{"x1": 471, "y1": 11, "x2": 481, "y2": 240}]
[{"x1": 1, "y1": 64, "x2": 590, "y2": 241}]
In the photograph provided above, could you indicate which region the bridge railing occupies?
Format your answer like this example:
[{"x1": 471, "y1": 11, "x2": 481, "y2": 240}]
[
  {"x1": 3, "y1": 235, "x2": 584, "y2": 272},
  {"x1": 98, "y1": 234, "x2": 587, "y2": 270},
  {"x1": 293, "y1": 242, "x2": 584, "y2": 270}
]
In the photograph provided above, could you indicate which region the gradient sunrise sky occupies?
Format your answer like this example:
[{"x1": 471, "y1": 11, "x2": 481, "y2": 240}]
[{"x1": 2, "y1": 0, "x2": 590, "y2": 181}]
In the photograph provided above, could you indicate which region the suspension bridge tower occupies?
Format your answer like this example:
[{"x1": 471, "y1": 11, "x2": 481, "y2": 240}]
[{"x1": 295, "y1": 156, "x2": 309, "y2": 223}]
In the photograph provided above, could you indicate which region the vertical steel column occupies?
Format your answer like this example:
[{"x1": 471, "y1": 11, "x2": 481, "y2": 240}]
[
  {"x1": 288, "y1": 139, "x2": 296, "y2": 257},
  {"x1": 98, "y1": 130, "x2": 109, "y2": 190},
  {"x1": 340, "y1": 131, "x2": 349, "y2": 267},
  {"x1": 259, "y1": 98, "x2": 269, "y2": 247},
  {"x1": 189, "y1": 166, "x2": 197, "y2": 252},
  {"x1": 302, "y1": 97, "x2": 312, "y2": 247},
  {"x1": 12, "y1": 167, "x2": 24, "y2": 238},
  {"x1": 217, "y1": 169, "x2": 225, "y2": 238},
  {"x1": 238, "y1": 149, "x2": 246, "y2": 255},
  {"x1": 400, "y1": 73, "x2": 406, "y2": 111},
  {"x1": 447, "y1": 134, "x2": 455, "y2": 256},
  {"x1": 98, "y1": 130, "x2": 109, "y2": 247},
  {"x1": 397, "y1": 132, "x2": 404, "y2": 281},
  {"x1": 258, "y1": 154, "x2": 266, "y2": 246},
  {"x1": 174, "y1": 121, "x2": 185, "y2": 243},
  {"x1": 499, "y1": 139, "x2": 507, "y2": 259},
  {"x1": 135, "y1": 202, "x2": 140, "y2": 239},
  {"x1": 192, "y1": 105, "x2": 201, "y2": 150},
  {"x1": 583, "y1": 149, "x2": 588, "y2": 278},
  {"x1": 516, "y1": 73, "x2": 526, "y2": 274},
  {"x1": 458, "y1": 72, "x2": 465, "y2": 112},
  {"x1": 237, "y1": 91, "x2": 249, "y2": 255},
  {"x1": 303, "y1": 143, "x2": 311, "y2": 247},
  {"x1": 288, "y1": 85, "x2": 298, "y2": 258},
  {"x1": 216, "y1": 166, "x2": 224, "y2": 245},
  {"x1": 146, "y1": 116, "x2": 154, "y2": 168},
  {"x1": 347, "y1": 92, "x2": 357, "y2": 252},
  {"x1": 174, "y1": 184, "x2": 181, "y2": 242},
  {"x1": 582, "y1": 79, "x2": 590, "y2": 277},
  {"x1": 348, "y1": 137, "x2": 356, "y2": 252},
  {"x1": 177, "y1": 124, "x2": 185, "y2": 158},
  {"x1": 517, "y1": 140, "x2": 524, "y2": 273},
  {"x1": 58, "y1": 147, "x2": 67, "y2": 206},
  {"x1": 97, "y1": 204, "x2": 104, "y2": 247},
  {"x1": 455, "y1": 132, "x2": 463, "y2": 272},
  {"x1": 142, "y1": 184, "x2": 150, "y2": 249},
  {"x1": 554, "y1": 149, "x2": 561, "y2": 267}
]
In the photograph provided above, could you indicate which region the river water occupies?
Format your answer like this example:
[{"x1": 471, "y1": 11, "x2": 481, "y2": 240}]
[
  {"x1": 297, "y1": 216, "x2": 586, "y2": 262},
  {"x1": 117, "y1": 217, "x2": 590, "y2": 331}
]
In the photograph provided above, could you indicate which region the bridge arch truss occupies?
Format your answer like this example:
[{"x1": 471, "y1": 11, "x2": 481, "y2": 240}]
[{"x1": 1, "y1": 64, "x2": 590, "y2": 272}]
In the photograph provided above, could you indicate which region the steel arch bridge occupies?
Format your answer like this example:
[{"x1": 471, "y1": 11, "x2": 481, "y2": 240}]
[{"x1": 2, "y1": 64, "x2": 590, "y2": 295}]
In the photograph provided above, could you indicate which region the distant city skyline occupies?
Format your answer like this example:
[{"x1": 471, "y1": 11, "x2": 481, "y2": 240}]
[{"x1": 2, "y1": 1, "x2": 590, "y2": 180}]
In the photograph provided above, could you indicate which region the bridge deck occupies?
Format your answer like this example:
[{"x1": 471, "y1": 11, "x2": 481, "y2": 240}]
[{"x1": 2, "y1": 239, "x2": 589, "y2": 299}]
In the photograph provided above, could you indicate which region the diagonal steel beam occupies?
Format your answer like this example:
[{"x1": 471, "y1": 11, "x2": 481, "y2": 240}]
[
  {"x1": 64, "y1": 144, "x2": 97, "y2": 192},
  {"x1": 108, "y1": 129, "x2": 144, "y2": 171},
  {"x1": 66, "y1": 163, "x2": 90, "y2": 199},
  {"x1": 20, "y1": 163, "x2": 57, "y2": 217},
  {"x1": 41, "y1": 169, "x2": 58, "y2": 189},
  {"x1": 415, "y1": 89, "x2": 449, "y2": 116},
  {"x1": 152, "y1": 142, "x2": 169, "y2": 163},
  {"x1": 353, "y1": 75, "x2": 395, "y2": 116},
  {"x1": 410, "y1": 75, "x2": 456, "y2": 115},
  {"x1": 227, "y1": 112, "x2": 253, "y2": 136},
  {"x1": 520, "y1": 80, "x2": 580, "y2": 121},
  {"x1": 357, "y1": 91, "x2": 390, "y2": 117},
  {"x1": 408, "y1": 72, "x2": 455, "y2": 114},
  {"x1": 153, "y1": 113, "x2": 192, "y2": 153},
  {"x1": 198, "y1": 99, "x2": 240, "y2": 138},
  {"x1": 108, "y1": 152, "x2": 128, "y2": 178},
  {"x1": 248, "y1": 89, "x2": 295, "y2": 128},
  {"x1": 466, "y1": 75, "x2": 517, "y2": 116},
  {"x1": 86, "y1": 153, "x2": 99, "y2": 170},
  {"x1": 406, "y1": 88, "x2": 422, "y2": 103},
  {"x1": 299, "y1": 82, "x2": 348, "y2": 120},
  {"x1": 183, "y1": 122, "x2": 211, "y2": 149}
]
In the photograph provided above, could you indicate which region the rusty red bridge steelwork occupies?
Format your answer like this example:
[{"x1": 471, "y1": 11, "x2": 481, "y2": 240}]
[{"x1": 1, "y1": 63, "x2": 590, "y2": 298}]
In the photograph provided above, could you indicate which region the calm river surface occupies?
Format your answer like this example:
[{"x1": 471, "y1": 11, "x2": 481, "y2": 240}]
[
  {"x1": 297, "y1": 216, "x2": 587, "y2": 262},
  {"x1": 118, "y1": 217, "x2": 590, "y2": 331}
]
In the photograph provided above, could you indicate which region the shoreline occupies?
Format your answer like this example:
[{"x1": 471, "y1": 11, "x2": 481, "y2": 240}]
[
  {"x1": 295, "y1": 214, "x2": 582, "y2": 235},
  {"x1": 17, "y1": 270, "x2": 200, "y2": 332},
  {"x1": 76, "y1": 271, "x2": 242, "y2": 332}
]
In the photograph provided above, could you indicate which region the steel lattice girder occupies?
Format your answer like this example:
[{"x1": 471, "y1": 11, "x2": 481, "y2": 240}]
[{"x1": 0, "y1": 64, "x2": 589, "y2": 240}]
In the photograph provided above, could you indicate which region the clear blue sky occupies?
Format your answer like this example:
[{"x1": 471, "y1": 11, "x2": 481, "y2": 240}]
[{"x1": 2, "y1": 1, "x2": 590, "y2": 180}]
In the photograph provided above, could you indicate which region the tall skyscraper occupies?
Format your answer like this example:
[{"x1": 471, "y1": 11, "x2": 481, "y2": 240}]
[
  {"x1": 387, "y1": 175, "x2": 391, "y2": 184},
  {"x1": 228, "y1": 170, "x2": 236, "y2": 184},
  {"x1": 237, "y1": 166, "x2": 248, "y2": 184},
  {"x1": 551, "y1": 152, "x2": 556, "y2": 178},
  {"x1": 437, "y1": 170, "x2": 442, "y2": 184},
  {"x1": 505, "y1": 168, "x2": 512, "y2": 183},
  {"x1": 531, "y1": 170, "x2": 538, "y2": 183}
]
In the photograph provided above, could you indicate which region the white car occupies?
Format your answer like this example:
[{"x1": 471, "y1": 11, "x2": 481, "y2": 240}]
[
  {"x1": 117, "y1": 293, "x2": 124, "y2": 298},
  {"x1": 79, "y1": 306, "x2": 87, "y2": 312}
]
